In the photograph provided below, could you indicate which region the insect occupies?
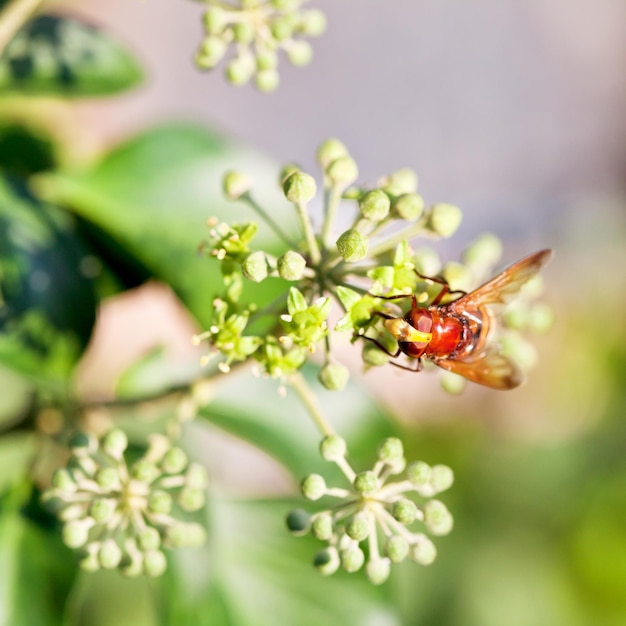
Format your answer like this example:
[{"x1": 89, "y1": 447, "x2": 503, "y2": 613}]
[{"x1": 365, "y1": 249, "x2": 553, "y2": 389}]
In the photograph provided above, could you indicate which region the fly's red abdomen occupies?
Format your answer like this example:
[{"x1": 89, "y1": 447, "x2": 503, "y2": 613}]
[{"x1": 424, "y1": 310, "x2": 464, "y2": 358}]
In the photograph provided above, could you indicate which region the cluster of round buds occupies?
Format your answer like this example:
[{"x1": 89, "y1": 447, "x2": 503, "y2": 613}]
[
  {"x1": 195, "y1": 140, "x2": 471, "y2": 392},
  {"x1": 42, "y1": 430, "x2": 208, "y2": 577},
  {"x1": 287, "y1": 436, "x2": 454, "y2": 585},
  {"x1": 195, "y1": 0, "x2": 327, "y2": 92}
]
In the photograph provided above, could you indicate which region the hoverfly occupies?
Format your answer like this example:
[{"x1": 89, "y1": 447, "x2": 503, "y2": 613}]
[{"x1": 366, "y1": 249, "x2": 553, "y2": 389}]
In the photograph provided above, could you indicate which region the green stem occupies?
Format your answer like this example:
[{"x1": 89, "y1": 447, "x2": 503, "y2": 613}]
[
  {"x1": 289, "y1": 372, "x2": 335, "y2": 437},
  {"x1": 0, "y1": 0, "x2": 44, "y2": 55},
  {"x1": 321, "y1": 186, "x2": 342, "y2": 247},
  {"x1": 367, "y1": 218, "x2": 430, "y2": 259},
  {"x1": 242, "y1": 193, "x2": 300, "y2": 250},
  {"x1": 295, "y1": 201, "x2": 322, "y2": 265}
]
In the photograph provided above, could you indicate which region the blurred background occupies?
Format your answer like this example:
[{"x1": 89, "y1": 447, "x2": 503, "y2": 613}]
[{"x1": 3, "y1": 0, "x2": 626, "y2": 624}]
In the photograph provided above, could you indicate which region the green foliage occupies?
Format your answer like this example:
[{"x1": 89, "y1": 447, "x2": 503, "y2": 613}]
[{"x1": 0, "y1": 14, "x2": 143, "y2": 96}]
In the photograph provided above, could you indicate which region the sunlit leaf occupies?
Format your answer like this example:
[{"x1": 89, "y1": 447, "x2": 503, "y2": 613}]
[{"x1": 39, "y1": 123, "x2": 301, "y2": 328}]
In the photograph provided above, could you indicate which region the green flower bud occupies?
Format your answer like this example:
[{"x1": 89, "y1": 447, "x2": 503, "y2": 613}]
[
  {"x1": 423, "y1": 500, "x2": 453, "y2": 536},
  {"x1": 178, "y1": 487, "x2": 205, "y2": 512},
  {"x1": 148, "y1": 490, "x2": 173, "y2": 514},
  {"x1": 223, "y1": 171, "x2": 252, "y2": 200},
  {"x1": 463, "y1": 233, "x2": 502, "y2": 268},
  {"x1": 503, "y1": 304, "x2": 528, "y2": 331},
  {"x1": 68, "y1": 455, "x2": 97, "y2": 477},
  {"x1": 354, "y1": 470, "x2": 378, "y2": 495},
  {"x1": 256, "y1": 48, "x2": 279, "y2": 71},
  {"x1": 341, "y1": 545, "x2": 365, "y2": 573},
  {"x1": 311, "y1": 512, "x2": 333, "y2": 540},
  {"x1": 182, "y1": 523, "x2": 207, "y2": 548},
  {"x1": 162, "y1": 447, "x2": 188, "y2": 474},
  {"x1": 411, "y1": 537, "x2": 437, "y2": 565},
  {"x1": 359, "y1": 189, "x2": 390, "y2": 222},
  {"x1": 241, "y1": 251, "x2": 268, "y2": 282},
  {"x1": 138, "y1": 527, "x2": 161, "y2": 552},
  {"x1": 442, "y1": 262, "x2": 472, "y2": 292},
  {"x1": 440, "y1": 370, "x2": 466, "y2": 395},
  {"x1": 69, "y1": 432, "x2": 96, "y2": 457},
  {"x1": 51, "y1": 468, "x2": 76, "y2": 492},
  {"x1": 362, "y1": 342, "x2": 390, "y2": 366},
  {"x1": 132, "y1": 461, "x2": 160, "y2": 484},
  {"x1": 318, "y1": 362, "x2": 349, "y2": 391},
  {"x1": 430, "y1": 465, "x2": 454, "y2": 494},
  {"x1": 384, "y1": 535, "x2": 409, "y2": 563},
  {"x1": 255, "y1": 69, "x2": 280, "y2": 93},
  {"x1": 196, "y1": 36, "x2": 227, "y2": 69},
  {"x1": 366, "y1": 558, "x2": 391, "y2": 585},
  {"x1": 301, "y1": 474, "x2": 326, "y2": 500},
  {"x1": 286, "y1": 508, "x2": 311, "y2": 534},
  {"x1": 143, "y1": 550, "x2": 167, "y2": 577},
  {"x1": 383, "y1": 168, "x2": 418, "y2": 196},
  {"x1": 226, "y1": 56, "x2": 255, "y2": 85},
  {"x1": 99, "y1": 539, "x2": 123, "y2": 569},
  {"x1": 300, "y1": 9, "x2": 327, "y2": 36},
  {"x1": 165, "y1": 522, "x2": 204, "y2": 548},
  {"x1": 58, "y1": 504, "x2": 86, "y2": 522},
  {"x1": 326, "y1": 156, "x2": 359, "y2": 187},
  {"x1": 102, "y1": 429, "x2": 128, "y2": 459},
  {"x1": 186, "y1": 463, "x2": 209, "y2": 489},
  {"x1": 79, "y1": 550, "x2": 100, "y2": 573},
  {"x1": 283, "y1": 171, "x2": 317, "y2": 203},
  {"x1": 94, "y1": 467, "x2": 120, "y2": 491},
  {"x1": 279, "y1": 163, "x2": 299, "y2": 185},
  {"x1": 527, "y1": 303, "x2": 554, "y2": 334},
  {"x1": 89, "y1": 498, "x2": 116, "y2": 524},
  {"x1": 203, "y1": 7, "x2": 228, "y2": 34},
  {"x1": 393, "y1": 193, "x2": 425, "y2": 221},
  {"x1": 316, "y1": 139, "x2": 348, "y2": 170},
  {"x1": 313, "y1": 547, "x2": 340, "y2": 576},
  {"x1": 277, "y1": 250, "x2": 307, "y2": 281},
  {"x1": 428, "y1": 203, "x2": 462, "y2": 238},
  {"x1": 346, "y1": 512, "x2": 370, "y2": 542},
  {"x1": 407, "y1": 461, "x2": 431, "y2": 487},
  {"x1": 287, "y1": 40, "x2": 313, "y2": 66},
  {"x1": 271, "y1": 15, "x2": 296, "y2": 41},
  {"x1": 414, "y1": 246, "x2": 442, "y2": 276},
  {"x1": 336, "y1": 229, "x2": 368, "y2": 262},
  {"x1": 319, "y1": 434, "x2": 347, "y2": 461},
  {"x1": 501, "y1": 334, "x2": 538, "y2": 370},
  {"x1": 62, "y1": 520, "x2": 91, "y2": 548},
  {"x1": 391, "y1": 498, "x2": 417, "y2": 525},
  {"x1": 377, "y1": 437, "x2": 404, "y2": 463},
  {"x1": 119, "y1": 554, "x2": 143, "y2": 578},
  {"x1": 232, "y1": 21, "x2": 255, "y2": 44}
]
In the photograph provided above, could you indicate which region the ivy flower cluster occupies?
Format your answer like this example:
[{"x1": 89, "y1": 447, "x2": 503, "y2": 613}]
[
  {"x1": 42, "y1": 430, "x2": 208, "y2": 577},
  {"x1": 286, "y1": 436, "x2": 454, "y2": 584},
  {"x1": 195, "y1": 0, "x2": 327, "y2": 92},
  {"x1": 194, "y1": 138, "x2": 551, "y2": 394}
]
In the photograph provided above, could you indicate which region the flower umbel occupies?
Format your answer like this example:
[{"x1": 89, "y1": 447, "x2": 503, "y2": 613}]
[
  {"x1": 195, "y1": 1, "x2": 327, "y2": 92},
  {"x1": 287, "y1": 436, "x2": 454, "y2": 584},
  {"x1": 42, "y1": 430, "x2": 208, "y2": 577}
]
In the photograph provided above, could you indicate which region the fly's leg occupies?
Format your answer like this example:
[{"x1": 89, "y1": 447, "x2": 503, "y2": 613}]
[{"x1": 414, "y1": 270, "x2": 467, "y2": 306}]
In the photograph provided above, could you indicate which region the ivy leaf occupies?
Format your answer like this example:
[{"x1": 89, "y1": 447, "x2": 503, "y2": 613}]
[
  {"x1": 39, "y1": 123, "x2": 301, "y2": 328},
  {"x1": 199, "y1": 364, "x2": 398, "y2": 478},
  {"x1": 160, "y1": 497, "x2": 398, "y2": 626},
  {"x1": 0, "y1": 176, "x2": 98, "y2": 385},
  {"x1": 0, "y1": 14, "x2": 143, "y2": 97},
  {"x1": 0, "y1": 489, "x2": 78, "y2": 626}
]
